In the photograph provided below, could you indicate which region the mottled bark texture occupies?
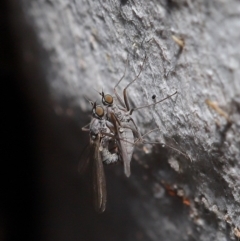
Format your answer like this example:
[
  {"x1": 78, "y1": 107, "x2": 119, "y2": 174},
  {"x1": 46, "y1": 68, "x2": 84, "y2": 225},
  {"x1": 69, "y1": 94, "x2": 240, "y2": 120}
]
[{"x1": 4, "y1": 0, "x2": 240, "y2": 240}]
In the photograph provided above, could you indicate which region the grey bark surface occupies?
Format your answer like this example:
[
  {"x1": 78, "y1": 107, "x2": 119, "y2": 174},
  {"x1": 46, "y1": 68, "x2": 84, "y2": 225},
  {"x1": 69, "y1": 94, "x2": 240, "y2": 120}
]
[{"x1": 10, "y1": 0, "x2": 240, "y2": 240}]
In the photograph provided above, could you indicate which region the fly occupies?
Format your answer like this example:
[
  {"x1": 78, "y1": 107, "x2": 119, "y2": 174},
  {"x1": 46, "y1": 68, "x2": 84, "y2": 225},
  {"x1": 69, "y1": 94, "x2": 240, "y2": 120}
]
[
  {"x1": 79, "y1": 102, "x2": 120, "y2": 213},
  {"x1": 99, "y1": 54, "x2": 182, "y2": 177}
]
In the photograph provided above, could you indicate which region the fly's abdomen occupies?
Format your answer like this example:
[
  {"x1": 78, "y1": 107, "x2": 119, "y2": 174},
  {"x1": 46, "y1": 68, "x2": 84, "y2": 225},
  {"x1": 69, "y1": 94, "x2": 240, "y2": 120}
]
[{"x1": 101, "y1": 148, "x2": 119, "y2": 165}]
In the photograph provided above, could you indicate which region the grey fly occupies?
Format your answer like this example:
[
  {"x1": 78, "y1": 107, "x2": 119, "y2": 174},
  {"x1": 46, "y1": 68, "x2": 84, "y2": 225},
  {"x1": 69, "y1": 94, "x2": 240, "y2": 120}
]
[
  {"x1": 79, "y1": 102, "x2": 120, "y2": 213},
  {"x1": 99, "y1": 55, "x2": 180, "y2": 177}
]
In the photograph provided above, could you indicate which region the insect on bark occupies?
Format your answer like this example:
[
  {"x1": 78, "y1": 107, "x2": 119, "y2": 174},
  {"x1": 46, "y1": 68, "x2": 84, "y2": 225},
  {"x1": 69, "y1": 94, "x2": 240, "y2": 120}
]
[
  {"x1": 79, "y1": 102, "x2": 120, "y2": 213},
  {"x1": 99, "y1": 55, "x2": 178, "y2": 177}
]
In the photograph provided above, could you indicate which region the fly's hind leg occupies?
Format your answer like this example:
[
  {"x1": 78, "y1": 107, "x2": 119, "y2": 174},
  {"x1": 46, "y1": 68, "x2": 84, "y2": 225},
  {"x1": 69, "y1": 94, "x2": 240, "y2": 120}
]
[
  {"x1": 114, "y1": 54, "x2": 147, "y2": 111},
  {"x1": 123, "y1": 54, "x2": 147, "y2": 111},
  {"x1": 113, "y1": 54, "x2": 129, "y2": 108}
]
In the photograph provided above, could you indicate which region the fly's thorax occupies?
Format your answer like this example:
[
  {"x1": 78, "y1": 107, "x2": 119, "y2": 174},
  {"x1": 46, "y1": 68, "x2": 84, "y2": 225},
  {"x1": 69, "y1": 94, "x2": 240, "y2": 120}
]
[
  {"x1": 89, "y1": 119, "x2": 100, "y2": 136},
  {"x1": 112, "y1": 105, "x2": 121, "y2": 117},
  {"x1": 99, "y1": 119, "x2": 108, "y2": 133},
  {"x1": 89, "y1": 118, "x2": 110, "y2": 142},
  {"x1": 111, "y1": 104, "x2": 128, "y2": 122}
]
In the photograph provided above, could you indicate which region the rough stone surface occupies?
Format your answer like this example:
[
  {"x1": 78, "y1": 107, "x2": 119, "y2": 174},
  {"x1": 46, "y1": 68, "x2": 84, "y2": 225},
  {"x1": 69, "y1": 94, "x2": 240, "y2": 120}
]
[{"x1": 9, "y1": 0, "x2": 240, "y2": 240}]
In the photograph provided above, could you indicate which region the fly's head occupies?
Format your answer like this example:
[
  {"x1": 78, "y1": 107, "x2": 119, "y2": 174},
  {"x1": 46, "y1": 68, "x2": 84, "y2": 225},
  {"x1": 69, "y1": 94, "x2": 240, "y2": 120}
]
[
  {"x1": 100, "y1": 91, "x2": 113, "y2": 107},
  {"x1": 91, "y1": 101, "x2": 105, "y2": 120}
]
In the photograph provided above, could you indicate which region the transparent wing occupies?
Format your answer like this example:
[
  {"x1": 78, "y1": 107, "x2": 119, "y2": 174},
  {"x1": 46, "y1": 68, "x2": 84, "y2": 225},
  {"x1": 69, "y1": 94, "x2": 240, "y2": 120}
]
[
  {"x1": 92, "y1": 135, "x2": 107, "y2": 213},
  {"x1": 110, "y1": 113, "x2": 131, "y2": 177},
  {"x1": 118, "y1": 127, "x2": 133, "y2": 177},
  {"x1": 78, "y1": 143, "x2": 93, "y2": 175}
]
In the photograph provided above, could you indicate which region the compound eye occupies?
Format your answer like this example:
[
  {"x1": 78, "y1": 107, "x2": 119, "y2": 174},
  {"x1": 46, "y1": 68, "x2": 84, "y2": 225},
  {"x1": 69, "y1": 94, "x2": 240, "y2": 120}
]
[
  {"x1": 95, "y1": 105, "x2": 104, "y2": 118},
  {"x1": 104, "y1": 94, "x2": 113, "y2": 105}
]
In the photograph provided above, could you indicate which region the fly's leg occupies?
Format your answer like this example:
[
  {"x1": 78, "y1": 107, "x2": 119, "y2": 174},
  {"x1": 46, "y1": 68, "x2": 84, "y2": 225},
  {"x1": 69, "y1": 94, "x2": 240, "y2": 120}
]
[
  {"x1": 123, "y1": 54, "x2": 147, "y2": 111},
  {"x1": 113, "y1": 54, "x2": 129, "y2": 108},
  {"x1": 114, "y1": 53, "x2": 176, "y2": 114},
  {"x1": 82, "y1": 123, "x2": 90, "y2": 131},
  {"x1": 124, "y1": 91, "x2": 179, "y2": 150},
  {"x1": 135, "y1": 128, "x2": 191, "y2": 161},
  {"x1": 113, "y1": 54, "x2": 147, "y2": 111},
  {"x1": 129, "y1": 90, "x2": 178, "y2": 115},
  {"x1": 114, "y1": 125, "x2": 191, "y2": 162}
]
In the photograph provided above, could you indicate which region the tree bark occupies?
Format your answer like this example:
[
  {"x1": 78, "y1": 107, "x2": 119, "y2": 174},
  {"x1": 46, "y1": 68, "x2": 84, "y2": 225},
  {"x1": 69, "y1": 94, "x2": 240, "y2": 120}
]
[{"x1": 4, "y1": 0, "x2": 240, "y2": 240}]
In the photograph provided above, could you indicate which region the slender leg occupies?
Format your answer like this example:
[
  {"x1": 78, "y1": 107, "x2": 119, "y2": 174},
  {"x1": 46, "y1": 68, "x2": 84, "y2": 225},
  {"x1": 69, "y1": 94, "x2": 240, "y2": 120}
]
[
  {"x1": 114, "y1": 53, "x2": 146, "y2": 110},
  {"x1": 123, "y1": 54, "x2": 147, "y2": 111},
  {"x1": 133, "y1": 128, "x2": 160, "y2": 145},
  {"x1": 113, "y1": 54, "x2": 129, "y2": 108},
  {"x1": 129, "y1": 91, "x2": 178, "y2": 114},
  {"x1": 82, "y1": 123, "x2": 90, "y2": 131},
  {"x1": 128, "y1": 126, "x2": 191, "y2": 161}
]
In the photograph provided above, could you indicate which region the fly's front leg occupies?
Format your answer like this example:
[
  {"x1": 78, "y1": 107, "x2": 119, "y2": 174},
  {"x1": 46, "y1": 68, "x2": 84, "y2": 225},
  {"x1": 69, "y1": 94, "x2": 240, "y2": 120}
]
[
  {"x1": 113, "y1": 54, "x2": 129, "y2": 109},
  {"x1": 82, "y1": 123, "x2": 91, "y2": 131},
  {"x1": 123, "y1": 54, "x2": 147, "y2": 111},
  {"x1": 129, "y1": 90, "x2": 178, "y2": 115}
]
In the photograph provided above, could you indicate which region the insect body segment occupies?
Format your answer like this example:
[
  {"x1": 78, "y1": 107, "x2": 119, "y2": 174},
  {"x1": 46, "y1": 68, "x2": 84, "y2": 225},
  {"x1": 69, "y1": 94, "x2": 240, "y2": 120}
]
[{"x1": 101, "y1": 147, "x2": 118, "y2": 164}]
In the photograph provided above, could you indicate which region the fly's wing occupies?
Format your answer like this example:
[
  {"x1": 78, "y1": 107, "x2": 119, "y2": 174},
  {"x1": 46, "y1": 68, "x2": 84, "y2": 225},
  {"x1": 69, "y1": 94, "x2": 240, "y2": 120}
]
[
  {"x1": 110, "y1": 113, "x2": 131, "y2": 177},
  {"x1": 120, "y1": 126, "x2": 134, "y2": 176},
  {"x1": 79, "y1": 118, "x2": 100, "y2": 174},
  {"x1": 78, "y1": 143, "x2": 93, "y2": 175},
  {"x1": 92, "y1": 134, "x2": 107, "y2": 213},
  {"x1": 118, "y1": 127, "x2": 134, "y2": 177}
]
